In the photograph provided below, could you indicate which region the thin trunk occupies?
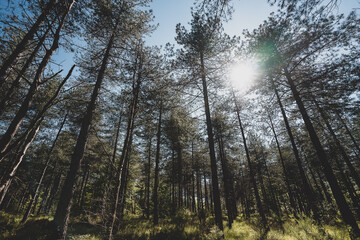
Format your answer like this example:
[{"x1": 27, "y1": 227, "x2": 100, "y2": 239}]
[
  {"x1": 102, "y1": 110, "x2": 123, "y2": 222},
  {"x1": 218, "y1": 135, "x2": 236, "y2": 228},
  {"x1": 177, "y1": 145, "x2": 183, "y2": 208},
  {"x1": 285, "y1": 68, "x2": 360, "y2": 237},
  {"x1": 203, "y1": 170, "x2": 209, "y2": 211},
  {"x1": 146, "y1": 138, "x2": 152, "y2": 219},
  {"x1": 153, "y1": 102, "x2": 162, "y2": 225},
  {"x1": 233, "y1": 92, "x2": 268, "y2": 229},
  {"x1": 21, "y1": 113, "x2": 67, "y2": 223},
  {"x1": 78, "y1": 168, "x2": 89, "y2": 209},
  {"x1": 108, "y1": 45, "x2": 142, "y2": 240},
  {"x1": 268, "y1": 115, "x2": 297, "y2": 213},
  {"x1": 196, "y1": 163, "x2": 202, "y2": 211},
  {"x1": 336, "y1": 111, "x2": 360, "y2": 156},
  {"x1": 53, "y1": 18, "x2": 116, "y2": 240},
  {"x1": 0, "y1": 20, "x2": 54, "y2": 116},
  {"x1": 0, "y1": 3, "x2": 74, "y2": 158},
  {"x1": 200, "y1": 51, "x2": 223, "y2": 230},
  {"x1": 0, "y1": 120, "x2": 42, "y2": 205},
  {"x1": 313, "y1": 98, "x2": 360, "y2": 190},
  {"x1": 273, "y1": 85, "x2": 319, "y2": 219},
  {"x1": 191, "y1": 143, "x2": 196, "y2": 212},
  {"x1": 0, "y1": 0, "x2": 58, "y2": 86}
]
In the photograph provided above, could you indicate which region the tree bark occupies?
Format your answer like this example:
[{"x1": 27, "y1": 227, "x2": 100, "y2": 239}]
[
  {"x1": 268, "y1": 114, "x2": 297, "y2": 213},
  {"x1": 200, "y1": 50, "x2": 223, "y2": 231},
  {"x1": 0, "y1": 0, "x2": 58, "y2": 87},
  {"x1": 0, "y1": 120, "x2": 42, "y2": 205},
  {"x1": 0, "y1": 20, "x2": 54, "y2": 116},
  {"x1": 0, "y1": 2, "x2": 74, "y2": 158},
  {"x1": 233, "y1": 92, "x2": 268, "y2": 229},
  {"x1": 273, "y1": 84, "x2": 319, "y2": 219},
  {"x1": 284, "y1": 68, "x2": 360, "y2": 237},
  {"x1": 21, "y1": 113, "x2": 67, "y2": 223},
  {"x1": 53, "y1": 17, "x2": 116, "y2": 240},
  {"x1": 108, "y1": 45, "x2": 142, "y2": 240},
  {"x1": 313, "y1": 98, "x2": 360, "y2": 190},
  {"x1": 153, "y1": 101, "x2": 162, "y2": 225}
]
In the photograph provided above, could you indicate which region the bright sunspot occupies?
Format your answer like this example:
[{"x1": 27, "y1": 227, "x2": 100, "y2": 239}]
[{"x1": 229, "y1": 61, "x2": 259, "y2": 92}]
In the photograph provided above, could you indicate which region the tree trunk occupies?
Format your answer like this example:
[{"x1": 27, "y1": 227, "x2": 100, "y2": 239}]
[
  {"x1": 21, "y1": 113, "x2": 67, "y2": 223},
  {"x1": 313, "y1": 98, "x2": 360, "y2": 190},
  {"x1": 146, "y1": 138, "x2": 152, "y2": 219},
  {"x1": 273, "y1": 84, "x2": 319, "y2": 219},
  {"x1": 108, "y1": 45, "x2": 142, "y2": 240},
  {"x1": 268, "y1": 114, "x2": 297, "y2": 213},
  {"x1": 153, "y1": 101, "x2": 162, "y2": 225},
  {"x1": 0, "y1": 2, "x2": 74, "y2": 158},
  {"x1": 53, "y1": 17, "x2": 116, "y2": 240},
  {"x1": 0, "y1": 0, "x2": 58, "y2": 87},
  {"x1": 233, "y1": 92, "x2": 268, "y2": 229},
  {"x1": 200, "y1": 50, "x2": 223, "y2": 231},
  {"x1": 284, "y1": 68, "x2": 360, "y2": 237},
  {"x1": 102, "y1": 110, "x2": 123, "y2": 223},
  {"x1": 0, "y1": 120, "x2": 42, "y2": 205},
  {"x1": 218, "y1": 135, "x2": 236, "y2": 228},
  {"x1": 0, "y1": 20, "x2": 54, "y2": 116}
]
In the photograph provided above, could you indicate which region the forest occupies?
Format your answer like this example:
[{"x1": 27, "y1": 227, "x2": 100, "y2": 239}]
[{"x1": 0, "y1": 0, "x2": 359, "y2": 239}]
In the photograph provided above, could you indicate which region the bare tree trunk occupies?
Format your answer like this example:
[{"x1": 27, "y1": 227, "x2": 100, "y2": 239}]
[
  {"x1": 0, "y1": 0, "x2": 58, "y2": 87},
  {"x1": 313, "y1": 98, "x2": 360, "y2": 190},
  {"x1": 21, "y1": 113, "x2": 67, "y2": 223},
  {"x1": 200, "y1": 51, "x2": 223, "y2": 230},
  {"x1": 284, "y1": 68, "x2": 360, "y2": 237},
  {"x1": 0, "y1": 20, "x2": 54, "y2": 116},
  {"x1": 233, "y1": 92, "x2": 268, "y2": 230},
  {"x1": 108, "y1": 45, "x2": 142, "y2": 240},
  {"x1": 218, "y1": 135, "x2": 236, "y2": 228},
  {"x1": 53, "y1": 17, "x2": 116, "y2": 240},
  {"x1": 268, "y1": 114, "x2": 297, "y2": 213},
  {"x1": 0, "y1": 120, "x2": 42, "y2": 205},
  {"x1": 153, "y1": 101, "x2": 162, "y2": 225},
  {"x1": 101, "y1": 111, "x2": 123, "y2": 223},
  {"x1": 0, "y1": 2, "x2": 74, "y2": 158},
  {"x1": 146, "y1": 138, "x2": 151, "y2": 219},
  {"x1": 273, "y1": 85, "x2": 319, "y2": 219}
]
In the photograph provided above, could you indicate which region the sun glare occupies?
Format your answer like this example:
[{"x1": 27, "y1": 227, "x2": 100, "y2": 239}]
[{"x1": 228, "y1": 61, "x2": 259, "y2": 92}]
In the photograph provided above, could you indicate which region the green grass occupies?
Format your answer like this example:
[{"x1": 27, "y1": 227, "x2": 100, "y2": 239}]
[{"x1": 0, "y1": 210, "x2": 354, "y2": 240}]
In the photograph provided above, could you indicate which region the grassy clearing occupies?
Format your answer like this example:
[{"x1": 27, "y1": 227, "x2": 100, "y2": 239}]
[{"x1": 0, "y1": 210, "x2": 354, "y2": 239}]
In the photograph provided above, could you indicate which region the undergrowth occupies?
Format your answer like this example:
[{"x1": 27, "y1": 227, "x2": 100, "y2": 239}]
[{"x1": 0, "y1": 210, "x2": 354, "y2": 239}]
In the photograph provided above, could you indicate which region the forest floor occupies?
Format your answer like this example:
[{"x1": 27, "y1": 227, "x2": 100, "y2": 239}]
[{"x1": 0, "y1": 210, "x2": 353, "y2": 239}]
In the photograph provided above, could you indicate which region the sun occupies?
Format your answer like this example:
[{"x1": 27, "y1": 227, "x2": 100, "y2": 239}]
[{"x1": 228, "y1": 61, "x2": 259, "y2": 92}]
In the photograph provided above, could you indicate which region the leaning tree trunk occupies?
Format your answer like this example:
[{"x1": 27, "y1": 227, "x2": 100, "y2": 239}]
[
  {"x1": 108, "y1": 46, "x2": 142, "y2": 240},
  {"x1": 0, "y1": 2, "x2": 74, "y2": 159},
  {"x1": 284, "y1": 67, "x2": 360, "y2": 237},
  {"x1": 233, "y1": 92, "x2": 268, "y2": 230},
  {"x1": 21, "y1": 113, "x2": 67, "y2": 223},
  {"x1": 268, "y1": 114, "x2": 297, "y2": 213},
  {"x1": 53, "y1": 19, "x2": 117, "y2": 240},
  {"x1": 273, "y1": 84, "x2": 319, "y2": 219},
  {"x1": 0, "y1": 0, "x2": 58, "y2": 87},
  {"x1": 313, "y1": 98, "x2": 360, "y2": 190},
  {"x1": 0, "y1": 20, "x2": 54, "y2": 116},
  {"x1": 0, "y1": 119, "x2": 42, "y2": 206},
  {"x1": 200, "y1": 51, "x2": 223, "y2": 231}
]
